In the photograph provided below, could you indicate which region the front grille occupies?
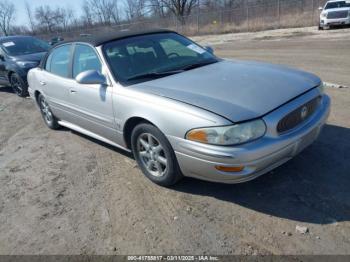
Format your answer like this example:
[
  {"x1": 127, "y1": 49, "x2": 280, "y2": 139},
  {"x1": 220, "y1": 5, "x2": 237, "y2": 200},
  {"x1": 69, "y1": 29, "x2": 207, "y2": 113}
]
[
  {"x1": 277, "y1": 96, "x2": 321, "y2": 134},
  {"x1": 327, "y1": 11, "x2": 349, "y2": 19}
]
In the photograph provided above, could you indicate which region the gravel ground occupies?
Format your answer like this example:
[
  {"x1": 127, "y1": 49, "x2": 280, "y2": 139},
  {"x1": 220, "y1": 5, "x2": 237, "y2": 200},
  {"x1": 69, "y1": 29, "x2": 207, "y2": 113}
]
[{"x1": 0, "y1": 27, "x2": 349, "y2": 255}]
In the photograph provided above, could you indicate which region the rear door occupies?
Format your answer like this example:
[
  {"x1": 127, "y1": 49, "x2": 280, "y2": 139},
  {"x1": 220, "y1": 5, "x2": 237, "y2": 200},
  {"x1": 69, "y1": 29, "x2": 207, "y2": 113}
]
[
  {"x1": 39, "y1": 44, "x2": 74, "y2": 121},
  {"x1": 66, "y1": 44, "x2": 116, "y2": 142}
]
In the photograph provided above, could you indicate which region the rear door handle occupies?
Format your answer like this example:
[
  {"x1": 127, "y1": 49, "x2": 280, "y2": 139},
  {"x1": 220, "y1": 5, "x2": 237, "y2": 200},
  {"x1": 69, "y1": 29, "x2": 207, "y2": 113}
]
[
  {"x1": 70, "y1": 89, "x2": 77, "y2": 94},
  {"x1": 39, "y1": 81, "x2": 46, "y2": 86}
]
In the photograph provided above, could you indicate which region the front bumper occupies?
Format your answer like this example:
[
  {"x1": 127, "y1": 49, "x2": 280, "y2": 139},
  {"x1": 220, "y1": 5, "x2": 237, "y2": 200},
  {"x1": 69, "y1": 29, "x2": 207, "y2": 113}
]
[
  {"x1": 320, "y1": 17, "x2": 350, "y2": 27},
  {"x1": 169, "y1": 90, "x2": 331, "y2": 183}
]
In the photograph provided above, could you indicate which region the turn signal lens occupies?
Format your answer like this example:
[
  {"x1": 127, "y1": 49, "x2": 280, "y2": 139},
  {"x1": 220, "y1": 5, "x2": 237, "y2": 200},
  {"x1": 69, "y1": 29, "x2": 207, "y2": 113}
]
[
  {"x1": 215, "y1": 165, "x2": 245, "y2": 172},
  {"x1": 186, "y1": 129, "x2": 208, "y2": 143}
]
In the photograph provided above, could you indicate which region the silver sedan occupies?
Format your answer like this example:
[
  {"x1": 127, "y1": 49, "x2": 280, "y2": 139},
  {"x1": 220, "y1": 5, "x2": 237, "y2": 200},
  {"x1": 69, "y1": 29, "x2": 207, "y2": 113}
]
[{"x1": 27, "y1": 29, "x2": 331, "y2": 186}]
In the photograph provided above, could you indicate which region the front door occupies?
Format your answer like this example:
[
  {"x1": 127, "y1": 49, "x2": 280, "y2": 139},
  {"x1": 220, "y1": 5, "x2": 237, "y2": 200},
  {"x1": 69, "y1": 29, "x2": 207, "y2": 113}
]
[{"x1": 67, "y1": 44, "x2": 116, "y2": 142}]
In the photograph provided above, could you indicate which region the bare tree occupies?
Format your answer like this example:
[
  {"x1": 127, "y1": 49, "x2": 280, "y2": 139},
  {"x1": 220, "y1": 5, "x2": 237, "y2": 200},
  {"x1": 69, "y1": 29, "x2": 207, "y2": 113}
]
[
  {"x1": 55, "y1": 7, "x2": 75, "y2": 31},
  {"x1": 110, "y1": 3, "x2": 121, "y2": 24},
  {"x1": 125, "y1": 0, "x2": 147, "y2": 20},
  {"x1": 25, "y1": 2, "x2": 36, "y2": 33},
  {"x1": 0, "y1": 0, "x2": 15, "y2": 36},
  {"x1": 82, "y1": 0, "x2": 120, "y2": 25},
  {"x1": 159, "y1": 0, "x2": 198, "y2": 23},
  {"x1": 82, "y1": 1, "x2": 94, "y2": 26},
  {"x1": 149, "y1": 0, "x2": 167, "y2": 17},
  {"x1": 35, "y1": 6, "x2": 59, "y2": 33}
]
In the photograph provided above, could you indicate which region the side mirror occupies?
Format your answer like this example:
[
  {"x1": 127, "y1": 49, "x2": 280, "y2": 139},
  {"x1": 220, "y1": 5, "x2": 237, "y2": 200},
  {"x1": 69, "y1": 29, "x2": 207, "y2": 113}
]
[
  {"x1": 205, "y1": 46, "x2": 214, "y2": 55},
  {"x1": 76, "y1": 70, "x2": 107, "y2": 85},
  {"x1": 0, "y1": 54, "x2": 5, "y2": 61},
  {"x1": 318, "y1": 7, "x2": 323, "y2": 11}
]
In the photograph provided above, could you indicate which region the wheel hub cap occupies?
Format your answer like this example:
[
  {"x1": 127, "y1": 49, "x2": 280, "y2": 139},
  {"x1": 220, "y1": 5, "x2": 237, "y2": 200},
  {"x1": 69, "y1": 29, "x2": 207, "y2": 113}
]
[
  {"x1": 40, "y1": 99, "x2": 53, "y2": 123},
  {"x1": 137, "y1": 133, "x2": 168, "y2": 177}
]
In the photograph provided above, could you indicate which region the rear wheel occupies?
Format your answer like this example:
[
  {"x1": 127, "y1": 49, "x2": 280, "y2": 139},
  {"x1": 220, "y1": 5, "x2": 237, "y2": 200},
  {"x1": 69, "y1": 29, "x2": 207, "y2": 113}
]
[
  {"x1": 38, "y1": 94, "x2": 60, "y2": 130},
  {"x1": 131, "y1": 123, "x2": 183, "y2": 186},
  {"x1": 10, "y1": 73, "x2": 28, "y2": 97}
]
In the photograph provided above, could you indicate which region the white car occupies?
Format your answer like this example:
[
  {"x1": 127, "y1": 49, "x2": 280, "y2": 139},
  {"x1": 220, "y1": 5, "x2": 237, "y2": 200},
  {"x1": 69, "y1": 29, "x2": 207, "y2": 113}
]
[{"x1": 319, "y1": 0, "x2": 350, "y2": 29}]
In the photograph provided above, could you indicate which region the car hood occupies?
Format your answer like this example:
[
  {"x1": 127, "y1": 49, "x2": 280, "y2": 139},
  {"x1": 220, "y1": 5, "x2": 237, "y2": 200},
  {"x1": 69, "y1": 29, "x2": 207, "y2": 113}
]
[
  {"x1": 131, "y1": 60, "x2": 321, "y2": 122},
  {"x1": 10, "y1": 52, "x2": 46, "y2": 63}
]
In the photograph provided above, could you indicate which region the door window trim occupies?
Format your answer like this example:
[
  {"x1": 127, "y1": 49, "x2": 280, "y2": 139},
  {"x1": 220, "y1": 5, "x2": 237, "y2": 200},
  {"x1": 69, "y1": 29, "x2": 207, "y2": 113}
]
[{"x1": 71, "y1": 43, "x2": 103, "y2": 79}]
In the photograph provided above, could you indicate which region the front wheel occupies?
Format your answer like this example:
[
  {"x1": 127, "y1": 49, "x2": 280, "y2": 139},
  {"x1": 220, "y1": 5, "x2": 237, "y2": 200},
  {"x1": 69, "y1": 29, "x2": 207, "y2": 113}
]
[
  {"x1": 10, "y1": 73, "x2": 28, "y2": 97},
  {"x1": 131, "y1": 123, "x2": 183, "y2": 186},
  {"x1": 38, "y1": 94, "x2": 60, "y2": 130}
]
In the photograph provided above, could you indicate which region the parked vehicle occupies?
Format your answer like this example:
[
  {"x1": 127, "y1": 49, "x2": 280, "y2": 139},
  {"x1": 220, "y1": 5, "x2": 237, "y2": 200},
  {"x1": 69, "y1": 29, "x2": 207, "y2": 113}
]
[
  {"x1": 27, "y1": 29, "x2": 330, "y2": 186},
  {"x1": 49, "y1": 37, "x2": 64, "y2": 46},
  {"x1": 0, "y1": 36, "x2": 49, "y2": 97},
  {"x1": 319, "y1": 0, "x2": 350, "y2": 29}
]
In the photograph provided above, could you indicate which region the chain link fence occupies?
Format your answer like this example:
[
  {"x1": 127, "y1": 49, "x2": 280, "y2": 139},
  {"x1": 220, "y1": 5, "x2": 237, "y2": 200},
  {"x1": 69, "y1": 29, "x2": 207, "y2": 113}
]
[{"x1": 39, "y1": 0, "x2": 329, "y2": 40}]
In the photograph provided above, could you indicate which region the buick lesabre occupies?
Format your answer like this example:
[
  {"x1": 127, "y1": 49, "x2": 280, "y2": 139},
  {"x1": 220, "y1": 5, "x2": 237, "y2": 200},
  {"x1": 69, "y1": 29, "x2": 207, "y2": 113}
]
[{"x1": 28, "y1": 29, "x2": 331, "y2": 186}]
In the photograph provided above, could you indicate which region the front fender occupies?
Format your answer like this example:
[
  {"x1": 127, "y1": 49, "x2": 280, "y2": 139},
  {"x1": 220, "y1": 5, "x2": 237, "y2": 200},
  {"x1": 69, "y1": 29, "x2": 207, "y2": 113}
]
[
  {"x1": 114, "y1": 87, "x2": 231, "y2": 143},
  {"x1": 5, "y1": 62, "x2": 28, "y2": 83}
]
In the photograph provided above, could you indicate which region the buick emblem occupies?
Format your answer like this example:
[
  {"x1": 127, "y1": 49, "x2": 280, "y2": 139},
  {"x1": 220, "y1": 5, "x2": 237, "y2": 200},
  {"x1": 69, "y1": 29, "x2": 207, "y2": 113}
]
[{"x1": 301, "y1": 106, "x2": 308, "y2": 120}]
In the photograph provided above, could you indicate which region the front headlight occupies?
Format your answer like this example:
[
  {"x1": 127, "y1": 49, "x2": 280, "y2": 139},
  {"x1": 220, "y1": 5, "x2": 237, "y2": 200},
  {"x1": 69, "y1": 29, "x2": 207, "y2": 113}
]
[
  {"x1": 318, "y1": 82, "x2": 325, "y2": 94},
  {"x1": 186, "y1": 119, "x2": 266, "y2": 146},
  {"x1": 16, "y1": 61, "x2": 39, "y2": 68},
  {"x1": 321, "y1": 12, "x2": 327, "y2": 18}
]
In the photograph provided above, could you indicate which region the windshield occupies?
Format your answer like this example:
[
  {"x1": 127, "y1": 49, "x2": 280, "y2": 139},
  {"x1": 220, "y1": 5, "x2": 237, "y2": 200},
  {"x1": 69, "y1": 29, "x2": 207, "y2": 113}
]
[
  {"x1": 103, "y1": 33, "x2": 218, "y2": 85},
  {"x1": 1, "y1": 37, "x2": 49, "y2": 56},
  {"x1": 325, "y1": 1, "x2": 350, "y2": 9}
]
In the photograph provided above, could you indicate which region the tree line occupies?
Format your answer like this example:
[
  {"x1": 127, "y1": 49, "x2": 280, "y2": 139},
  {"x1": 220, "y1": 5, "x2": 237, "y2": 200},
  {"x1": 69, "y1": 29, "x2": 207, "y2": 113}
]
[{"x1": 0, "y1": 0, "x2": 322, "y2": 36}]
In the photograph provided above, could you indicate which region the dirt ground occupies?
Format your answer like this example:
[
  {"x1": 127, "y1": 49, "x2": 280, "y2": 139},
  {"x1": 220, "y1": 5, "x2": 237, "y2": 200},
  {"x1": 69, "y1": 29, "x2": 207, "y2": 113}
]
[{"x1": 0, "y1": 27, "x2": 349, "y2": 255}]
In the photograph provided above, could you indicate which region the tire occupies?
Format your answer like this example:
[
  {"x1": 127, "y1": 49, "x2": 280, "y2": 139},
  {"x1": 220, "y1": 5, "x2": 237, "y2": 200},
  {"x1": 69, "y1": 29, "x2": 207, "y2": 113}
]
[
  {"x1": 318, "y1": 25, "x2": 324, "y2": 30},
  {"x1": 131, "y1": 123, "x2": 183, "y2": 186},
  {"x1": 10, "y1": 73, "x2": 28, "y2": 97},
  {"x1": 38, "y1": 94, "x2": 60, "y2": 130}
]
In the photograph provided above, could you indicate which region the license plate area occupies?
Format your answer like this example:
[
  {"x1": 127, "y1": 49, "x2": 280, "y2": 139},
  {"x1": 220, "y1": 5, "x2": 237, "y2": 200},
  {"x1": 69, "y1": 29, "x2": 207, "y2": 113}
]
[{"x1": 296, "y1": 127, "x2": 320, "y2": 154}]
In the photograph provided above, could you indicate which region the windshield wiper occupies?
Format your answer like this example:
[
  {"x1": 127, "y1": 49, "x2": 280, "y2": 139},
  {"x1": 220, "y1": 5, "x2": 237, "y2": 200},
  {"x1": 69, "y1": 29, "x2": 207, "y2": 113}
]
[
  {"x1": 127, "y1": 70, "x2": 184, "y2": 81},
  {"x1": 178, "y1": 60, "x2": 218, "y2": 71}
]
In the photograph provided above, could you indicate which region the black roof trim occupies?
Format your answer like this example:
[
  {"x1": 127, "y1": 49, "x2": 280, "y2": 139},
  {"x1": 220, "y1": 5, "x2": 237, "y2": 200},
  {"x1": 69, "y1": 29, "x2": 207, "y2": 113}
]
[{"x1": 56, "y1": 28, "x2": 175, "y2": 47}]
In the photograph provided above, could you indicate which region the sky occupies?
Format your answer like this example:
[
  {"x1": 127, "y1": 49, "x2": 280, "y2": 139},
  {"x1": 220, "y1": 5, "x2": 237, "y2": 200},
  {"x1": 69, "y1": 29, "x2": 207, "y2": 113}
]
[{"x1": 14, "y1": 0, "x2": 84, "y2": 26}]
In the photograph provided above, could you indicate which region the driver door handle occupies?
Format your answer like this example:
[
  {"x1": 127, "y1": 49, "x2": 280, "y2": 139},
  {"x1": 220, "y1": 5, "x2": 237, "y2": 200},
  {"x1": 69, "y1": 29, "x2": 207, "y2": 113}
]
[
  {"x1": 70, "y1": 89, "x2": 77, "y2": 94},
  {"x1": 39, "y1": 81, "x2": 46, "y2": 86}
]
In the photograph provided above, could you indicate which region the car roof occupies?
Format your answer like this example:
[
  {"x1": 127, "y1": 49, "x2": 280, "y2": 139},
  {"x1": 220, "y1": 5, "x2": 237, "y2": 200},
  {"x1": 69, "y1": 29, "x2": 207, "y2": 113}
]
[{"x1": 57, "y1": 28, "x2": 175, "y2": 47}]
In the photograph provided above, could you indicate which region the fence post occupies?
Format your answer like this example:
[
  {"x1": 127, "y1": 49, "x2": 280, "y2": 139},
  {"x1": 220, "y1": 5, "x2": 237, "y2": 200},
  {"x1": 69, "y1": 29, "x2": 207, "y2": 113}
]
[
  {"x1": 277, "y1": 0, "x2": 280, "y2": 28},
  {"x1": 246, "y1": 6, "x2": 249, "y2": 31},
  {"x1": 220, "y1": 9, "x2": 223, "y2": 26},
  {"x1": 174, "y1": 15, "x2": 178, "y2": 32},
  {"x1": 197, "y1": 6, "x2": 200, "y2": 34},
  {"x1": 312, "y1": 0, "x2": 315, "y2": 25}
]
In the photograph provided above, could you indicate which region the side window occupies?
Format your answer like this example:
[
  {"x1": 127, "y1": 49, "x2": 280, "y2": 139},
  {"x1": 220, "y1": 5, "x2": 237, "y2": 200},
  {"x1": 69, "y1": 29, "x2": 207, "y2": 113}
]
[
  {"x1": 45, "y1": 45, "x2": 71, "y2": 78},
  {"x1": 73, "y1": 44, "x2": 101, "y2": 78}
]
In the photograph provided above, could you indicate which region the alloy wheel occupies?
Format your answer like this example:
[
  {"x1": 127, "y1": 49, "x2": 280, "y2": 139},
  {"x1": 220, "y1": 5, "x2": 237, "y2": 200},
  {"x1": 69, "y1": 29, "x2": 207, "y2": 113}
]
[
  {"x1": 11, "y1": 75, "x2": 23, "y2": 95},
  {"x1": 40, "y1": 97, "x2": 53, "y2": 124},
  {"x1": 137, "y1": 133, "x2": 168, "y2": 177}
]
